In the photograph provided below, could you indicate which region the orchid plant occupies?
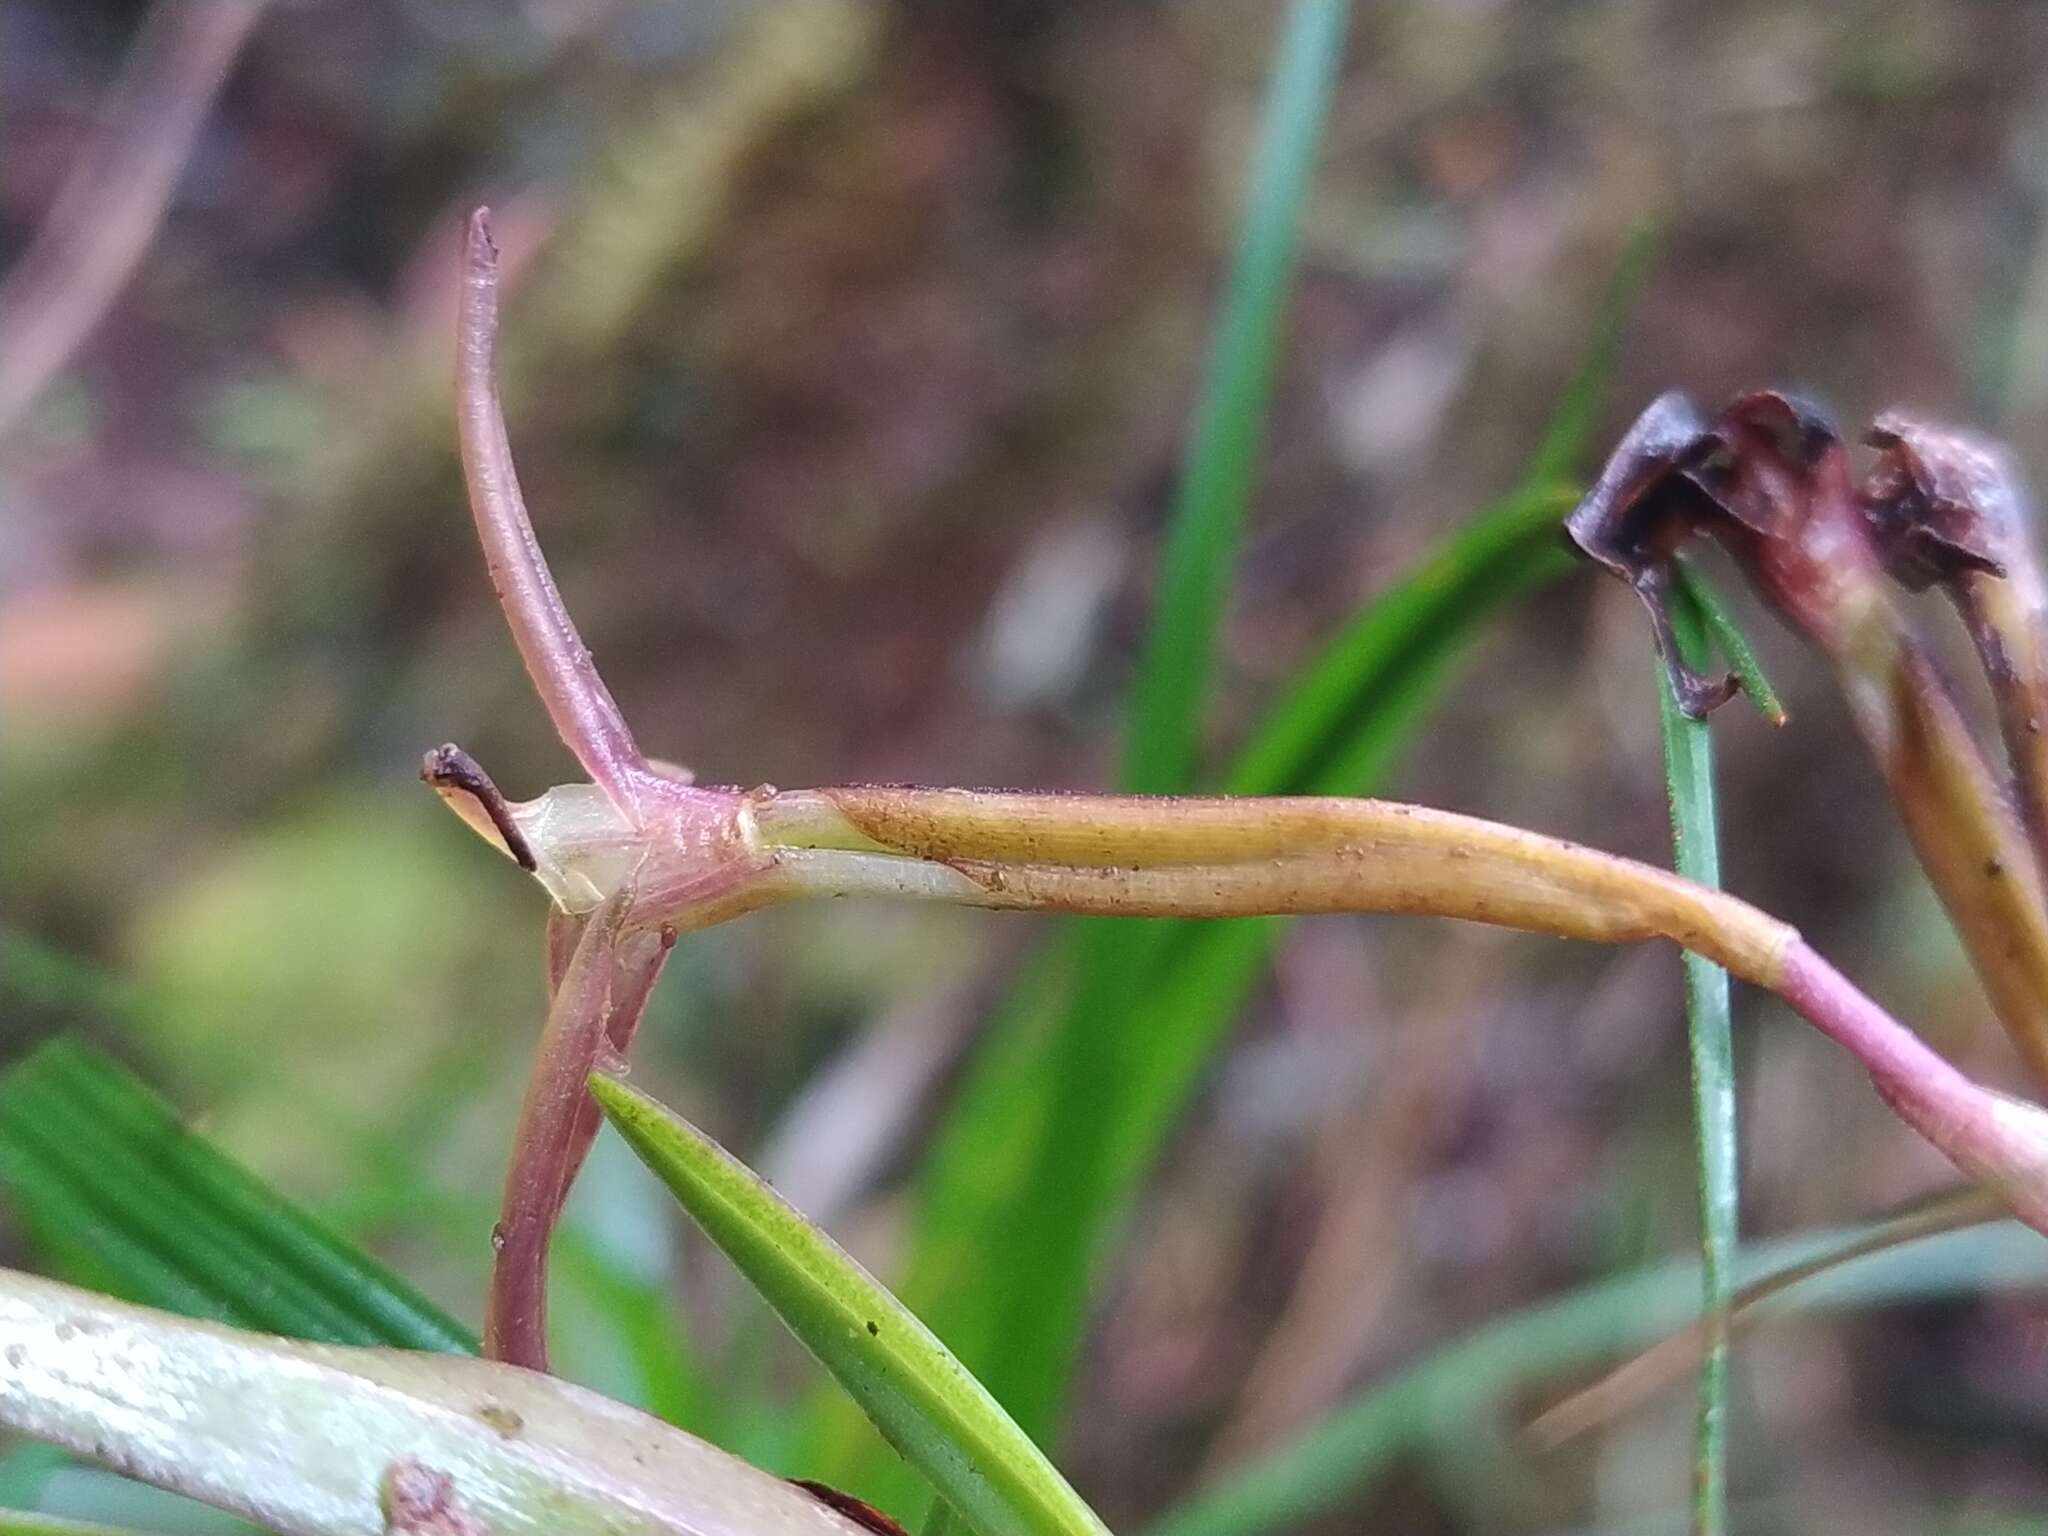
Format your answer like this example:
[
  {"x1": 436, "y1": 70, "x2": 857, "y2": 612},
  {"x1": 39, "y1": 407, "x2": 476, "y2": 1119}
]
[
  {"x1": 7, "y1": 197, "x2": 2048, "y2": 1536},
  {"x1": 425, "y1": 208, "x2": 2048, "y2": 1385}
]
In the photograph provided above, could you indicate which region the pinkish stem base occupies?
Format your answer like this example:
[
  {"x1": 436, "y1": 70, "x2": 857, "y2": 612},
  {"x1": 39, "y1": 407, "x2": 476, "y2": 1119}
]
[{"x1": 1779, "y1": 940, "x2": 2048, "y2": 1235}]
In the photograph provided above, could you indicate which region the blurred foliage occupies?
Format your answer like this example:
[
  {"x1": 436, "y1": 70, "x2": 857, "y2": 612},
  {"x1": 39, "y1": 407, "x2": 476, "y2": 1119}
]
[{"x1": 6, "y1": 0, "x2": 2048, "y2": 1532}]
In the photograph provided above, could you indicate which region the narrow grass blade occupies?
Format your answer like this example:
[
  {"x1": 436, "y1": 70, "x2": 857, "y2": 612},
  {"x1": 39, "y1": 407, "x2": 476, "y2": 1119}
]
[
  {"x1": 1528, "y1": 1187, "x2": 2002, "y2": 1447},
  {"x1": 1142, "y1": 1220, "x2": 2048, "y2": 1536},
  {"x1": 589, "y1": 1071, "x2": 1111, "y2": 1536},
  {"x1": 1672, "y1": 562, "x2": 1784, "y2": 726},
  {"x1": 801, "y1": 231, "x2": 1660, "y2": 1503},
  {"x1": 0, "y1": 1037, "x2": 473, "y2": 1353},
  {"x1": 0, "y1": 1266, "x2": 876, "y2": 1536},
  {"x1": 1655, "y1": 576, "x2": 1736, "y2": 1536},
  {"x1": 0, "y1": 1514, "x2": 152, "y2": 1536},
  {"x1": 951, "y1": 0, "x2": 1357, "y2": 1445},
  {"x1": 1121, "y1": 0, "x2": 1352, "y2": 796}
]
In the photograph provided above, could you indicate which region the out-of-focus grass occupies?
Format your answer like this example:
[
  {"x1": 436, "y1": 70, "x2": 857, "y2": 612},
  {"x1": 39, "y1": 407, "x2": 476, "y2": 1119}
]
[
  {"x1": 954, "y1": 0, "x2": 1357, "y2": 1454},
  {"x1": 1141, "y1": 1220, "x2": 2048, "y2": 1536},
  {"x1": 0, "y1": 1036, "x2": 472, "y2": 1350},
  {"x1": 799, "y1": 78, "x2": 1655, "y2": 1536}
]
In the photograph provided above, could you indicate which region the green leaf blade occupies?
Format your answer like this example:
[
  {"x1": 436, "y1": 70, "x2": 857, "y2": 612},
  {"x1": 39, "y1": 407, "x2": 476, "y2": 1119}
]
[
  {"x1": 1143, "y1": 1220, "x2": 2048, "y2": 1536},
  {"x1": 1658, "y1": 578, "x2": 1737, "y2": 1536},
  {"x1": 589, "y1": 1072, "x2": 1112, "y2": 1536},
  {"x1": 1120, "y1": 0, "x2": 1353, "y2": 797},
  {"x1": 0, "y1": 1037, "x2": 473, "y2": 1354}
]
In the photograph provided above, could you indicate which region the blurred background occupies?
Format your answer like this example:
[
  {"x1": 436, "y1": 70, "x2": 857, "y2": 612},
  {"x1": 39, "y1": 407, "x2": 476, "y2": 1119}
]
[{"x1": 6, "y1": 1, "x2": 2048, "y2": 1531}]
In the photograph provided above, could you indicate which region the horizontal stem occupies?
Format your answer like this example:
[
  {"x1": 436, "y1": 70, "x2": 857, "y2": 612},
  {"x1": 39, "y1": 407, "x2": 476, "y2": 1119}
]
[
  {"x1": 740, "y1": 782, "x2": 2048, "y2": 1239},
  {"x1": 752, "y1": 786, "x2": 1795, "y2": 981}
]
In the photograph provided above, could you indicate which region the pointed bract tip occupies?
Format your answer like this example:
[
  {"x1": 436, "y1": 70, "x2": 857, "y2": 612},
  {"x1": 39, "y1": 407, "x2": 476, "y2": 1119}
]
[
  {"x1": 464, "y1": 209, "x2": 500, "y2": 308},
  {"x1": 421, "y1": 742, "x2": 537, "y2": 872}
]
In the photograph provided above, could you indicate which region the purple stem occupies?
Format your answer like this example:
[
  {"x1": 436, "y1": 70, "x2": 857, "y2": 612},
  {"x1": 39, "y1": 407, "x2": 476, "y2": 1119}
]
[
  {"x1": 550, "y1": 926, "x2": 674, "y2": 1225},
  {"x1": 458, "y1": 209, "x2": 649, "y2": 814},
  {"x1": 1780, "y1": 940, "x2": 2048, "y2": 1234},
  {"x1": 484, "y1": 893, "x2": 629, "y2": 1370}
]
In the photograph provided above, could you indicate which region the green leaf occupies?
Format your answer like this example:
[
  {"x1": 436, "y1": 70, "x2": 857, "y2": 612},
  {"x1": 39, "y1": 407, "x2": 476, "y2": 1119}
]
[
  {"x1": 0, "y1": 1037, "x2": 473, "y2": 1353},
  {"x1": 1120, "y1": 0, "x2": 1353, "y2": 798},
  {"x1": 1656, "y1": 575, "x2": 1735, "y2": 1536},
  {"x1": 0, "y1": 1265, "x2": 872, "y2": 1536},
  {"x1": 0, "y1": 1513, "x2": 152, "y2": 1536},
  {"x1": 1142, "y1": 1220, "x2": 2048, "y2": 1536},
  {"x1": 800, "y1": 225, "x2": 1659, "y2": 1504},
  {"x1": 1673, "y1": 561, "x2": 1786, "y2": 726},
  {"x1": 588, "y1": 1072, "x2": 1110, "y2": 1536}
]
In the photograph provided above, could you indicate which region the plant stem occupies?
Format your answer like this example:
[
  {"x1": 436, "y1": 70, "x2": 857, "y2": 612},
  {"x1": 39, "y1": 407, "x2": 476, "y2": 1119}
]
[
  {"x1": 458, "y1": 211, "x2": 650, "y2": 811},
  {"x1": 1834, "y1": 629, "x2": 2048, "y2": 1087},
  {"x1": 1952, "y1": 565, "x2": 2048, "y2": 872},
  {"x1": 742, "y1": 781, "x2": 2048, "y2": 1239},
  {"x1": 1656, "y1": 583, "x2": 1734, "y2": 1536}
]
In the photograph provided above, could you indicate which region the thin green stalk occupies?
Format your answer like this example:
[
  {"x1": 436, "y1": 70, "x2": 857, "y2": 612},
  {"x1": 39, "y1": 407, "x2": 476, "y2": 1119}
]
[
  {"x1": 796, "y1": 230, "x2": 1654, "y2": 1502},
  {"x1": 975, "y1": 0, "x2": 1355, "y2": 1444},
  {"x1": 1121, "y1": 0, "x2": 1352, "y2": 796},
  {"x1": 1656, "y1": 579, "x2": 1736, "y2": 1536}
]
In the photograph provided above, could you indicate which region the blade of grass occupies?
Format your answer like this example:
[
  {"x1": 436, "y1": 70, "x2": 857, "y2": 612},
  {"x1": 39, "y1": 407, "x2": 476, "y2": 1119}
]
[
  {"x1": 1528, "y1": 1186, "x2": 2002, "y2": 1446},
  {"x1": 951, "y1": 0, "x2": 1356, "y2": 1449},
  {"x1": 0, "y1": 1037, "x2": 473, "y2": 1352},
  {"x1": 1141, "y1": 1219, "x2": 2048, "y2": 1536},
  {"x1": 0, "y1": 1514, "x2": 152, "y2": 1536},
  {"x1": 1672, "y1": 562, "x2": 1784, "y2": 727},
  {"x1": 589, "y1": 1071, "x2": 1111, "y2": 1536},
  {"x1": 1121, "y1": 0, "x2": 1352, "y2": 796},
  {"x1": 1656, "y1": 576, "x2": 1740, "y2": 1536},
  {"x1": 801, "y1": 230, "x2": 1657, "y2": 1503}
]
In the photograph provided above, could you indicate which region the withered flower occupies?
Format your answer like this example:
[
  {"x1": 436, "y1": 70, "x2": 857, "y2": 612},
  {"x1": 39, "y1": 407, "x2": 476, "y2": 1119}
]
[
  {"x1": 1573, "y1": 390, "x2": 2048, "y2": 1089},
  {"x1": 1862, "y1": 415, "x2": 2048, "y2": 871},
  {"x1": 1567, "y1": 390, "x2": 1890, "y2": 716}
]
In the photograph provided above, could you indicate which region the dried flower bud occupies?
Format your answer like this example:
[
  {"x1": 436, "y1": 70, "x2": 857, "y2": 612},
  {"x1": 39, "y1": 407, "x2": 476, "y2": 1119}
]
[
  {"x1": 1861, "y1": 414, "x2": 2015, "y2": 590},
  {"x1": 1862, "y1": 414, "x2": 2048, "y2": 876},
  {"x1": 1567, "y1": 389, "x2": 1884, "y2": 715}
]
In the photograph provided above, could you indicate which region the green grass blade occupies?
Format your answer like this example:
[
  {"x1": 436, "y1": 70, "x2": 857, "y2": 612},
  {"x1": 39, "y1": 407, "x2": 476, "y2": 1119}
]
[
  {"x1": 1657, "y1": 578, "x2": 1735, "y2": 1536},
  {"x1": 949, "y1": 0, "x2": 1357, "y2": 1444},
  {"x1": 1120, "y1": 0, "x2": 1352, "y2": 796},
  {"x1": 0, "y1": 1038, "x2": 473, "y2": 1353},
  {"x1": 1520, "y1": 224, "x2": 1657, "y2": 489},
  {"x1": 1673, "y1": 562, "x2": 1785, "y2": 726},
  {"x1": 1142, "y1": 1220, "x2": 2048, "y2": 1536},
  {"x1": 589, "y1": 1072, "x2": 1111, "y2": 1536},
  {"x1": 0, "y1": 1514, "x2": 152, "y2": 1536},
  {"x1": 799, "y1": 232, "x2": 1658, "y2": 1502},
  {"x1": 1222, "y1": 481, "x2": 1575, "y2": 798}
]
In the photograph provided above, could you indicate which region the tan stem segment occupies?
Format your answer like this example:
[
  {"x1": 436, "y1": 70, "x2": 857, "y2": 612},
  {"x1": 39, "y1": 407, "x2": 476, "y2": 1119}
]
[
  {"x1": 1836, "y1": 639, "x2": 2048, "y2": 1086},
  {"x1": 738, "y1": 784, "x2": 2048, "y2": 1241},
  {"x1": 751, "y1": 787, "x2": 1795, "y2": 985},
  {"x1": 1955, "y1": 567, "x2": 2048, "y2": 877}
]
